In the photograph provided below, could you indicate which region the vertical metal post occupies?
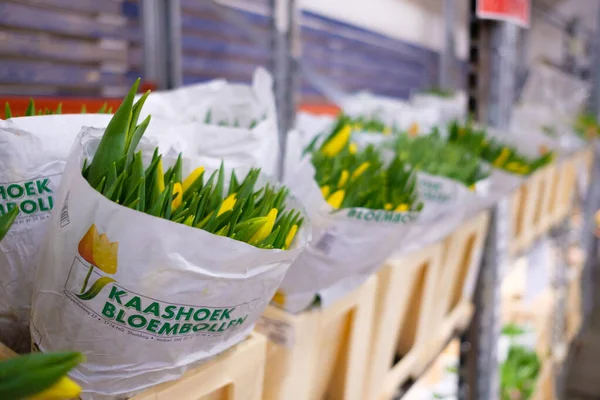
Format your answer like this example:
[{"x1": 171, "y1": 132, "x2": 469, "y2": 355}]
[
  {"x1": 271, "y1": 0, "x2": 298, "y2": 180},
  {"x1": 440, "y1": 0, "x2": 456, "y2": 90},
  {"x1": 166, "y1": 0, "x2": 182, "y2": 89},
  {"x1": 460, "y1": 2, "x2": 518, "y2": 400},
  {"x1": 141, "y1": 0, "x2": 168, "y2": 89},
  {"x1": 488, "y1": 22, "x2": 518, "y2": 129},
  {"x1": 582, "y1": 2, "x2": 600, "y2": 322},
  {"x1": 589, "y1": 3, "x2": 600, "y2": 116}
]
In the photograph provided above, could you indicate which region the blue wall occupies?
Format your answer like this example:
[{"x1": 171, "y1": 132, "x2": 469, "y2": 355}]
[
  {"x1": 0, "y1": 0, "x2": 440, "y2": 102},
  {"x1": 0, "y1": 0, "x2": 139, "y2": 97}
]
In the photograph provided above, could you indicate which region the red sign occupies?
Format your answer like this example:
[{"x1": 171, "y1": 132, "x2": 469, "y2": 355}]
[{"x1": 477, "y1": 0, "x2": 531, "y2": 28}]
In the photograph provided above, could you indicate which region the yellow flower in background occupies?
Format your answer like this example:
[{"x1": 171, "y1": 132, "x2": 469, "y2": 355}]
[
  {"x1": 78, "y1": 224, "x2": 118, "y2": 275},
  {"x1": 320, "y1": 185, "x2": 330, "y2": 199},
  {"x1": 182, "y1": 166, "x2": 205, "y2": 193},
  {"x1": 272, "y1": 290, "x2": 285, "y2": 306},
  {"x1": 493, "y1": 147, "x2": 510, "y2": 167},
  {"x1": 172, "y1": 182, "x2": 183, "y2": 210},
  {"x1": 505, "y1": 162, "x2": 521, "y2": 172},
  {"x1": 408, "y1": 122, "x2": 419, "y2": 137},
  {"x1": 351, "y1": 162, "x2": 370, "y2": 180},
  {"x1": 338, "y1": 170, "x2": 349, "y2": 188},
  {"x1": 395, "y1": 203, "x2": 409, "y2": 212},
  {"x1": 384, "y1": 203, "x2": 393, "y2": 210},
  {"x1": 321, "y1": 125, "x2": 351, "y2": 157},
  {"x1": 469, "y1": 184, "x2": 476, "y2": 191},
  {"x1": 218, "y1": 193, "x2": 237, "y2": 216},
  {"x1": 249, "y1": 208, "x2": 277, "y2": 245},
  {"x1": 30, "y1": 376, "x2": 82, "y2": 400},
  {"x1": 349, "y1": 142, "x2": 358, "y2": 154},
  {"x1": 285, "y1": 224, "x2": 298, "y2": 249},
  {"x1": 327, "y1": 190, "x2": 345, "y2": 209}
]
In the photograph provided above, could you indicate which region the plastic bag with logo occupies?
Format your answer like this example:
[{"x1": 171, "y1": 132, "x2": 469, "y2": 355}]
[
  {"x1": 0, "y1": 114, "x2": 113, "y2": 352},
  {"x1": 30, "y1": 127, "x2": 309, "y2": 400}
]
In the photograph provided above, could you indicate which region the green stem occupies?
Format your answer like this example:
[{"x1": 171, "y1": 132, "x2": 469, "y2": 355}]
[{"x1": 81, "y1": 265, "x2": 94, "y2": 294}]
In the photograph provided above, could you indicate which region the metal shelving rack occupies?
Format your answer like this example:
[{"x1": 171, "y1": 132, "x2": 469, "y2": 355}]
[{"x1": 139, "y1": 1, "x2": 600, "y2": 398}]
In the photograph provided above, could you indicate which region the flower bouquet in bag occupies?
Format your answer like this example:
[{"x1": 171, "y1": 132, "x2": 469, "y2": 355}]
[
  {"x1": 277, "y1": 117, "x2": 422, "y2": 313},
  {"x1": 385, "y1": 129, "x2": 491, "y2": 255},
  {"x1": 30, "y1": 80, "x2": 309, "y2": 399},
  {"x1": 139, "y1": 68, "x2": 279, "y2": 176},
  {"x1": 0, "y1": 112, "x2": 114, "y2": 353}
]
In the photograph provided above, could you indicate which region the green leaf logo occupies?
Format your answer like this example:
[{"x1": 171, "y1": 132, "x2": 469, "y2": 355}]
[{"x1": 77, "y1": 276, "x2": 116, "y2": 301}]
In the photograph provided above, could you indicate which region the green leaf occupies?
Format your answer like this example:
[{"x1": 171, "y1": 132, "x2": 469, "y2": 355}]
[
  {"x1": 0, "y1": 207, "x2": 19, "y2": 242},
  {"x1": 25, "y1": 98, "x2": 35, "y2": 116},
  {"x1": 4, "y1": 102, "x2": 12, "y2": 119},
  {"x1": 77, "y1": 276, "x2": 117, "y2": 301},
  {"x1": 87, "y1": 78, "x2": 140, "y2": 187}
]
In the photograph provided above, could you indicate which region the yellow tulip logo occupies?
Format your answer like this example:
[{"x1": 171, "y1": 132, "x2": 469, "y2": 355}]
[{"x1": 77, "y1": 224, "x2": 119, "y2": 300}]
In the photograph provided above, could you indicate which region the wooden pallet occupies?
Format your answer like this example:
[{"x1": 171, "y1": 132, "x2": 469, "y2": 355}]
[
  {"x1": 132, "y1": 333, "x2": 266, "y2": 400},
  {"x1": 399, "y1": 340, "x2": 460, "y2": 400},
  {"x1": 566, "y1": 263, "x2": 583, "y2": 343},
  {"x1": 429, "y1": 210, "x2": 490, "y2": 332},
  {"x1": 0, "y1": 333, "x2": 267, "y2": 400},
  {"x1": 531, "y1": 359, "x2": 556, "y2": 400},
  {"x1": 510, "y1": 166, "x2": 552, "y2": 255},
  {"x1": 538, "y1": 162, "x2": 561, "y2": 233},
  {"x1": 365, "y1": 243, "x2": 443, "y2": 400},
  {"x1": 380, "y1": 302, "x2": 473, "y2": 400},
  {"x1": 365, "y1": 212, "x2": 488, "y2": 400},
  {"x1": 259, "y1": 276, "x2": 377, "y2": 400}
]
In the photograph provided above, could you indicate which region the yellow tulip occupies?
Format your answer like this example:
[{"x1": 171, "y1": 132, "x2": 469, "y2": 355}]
[
  {"x1": 349, "y1": 143, "x2": 358, "y2": 154},
  {"x1": 505, "y1": 162, "x2": 521, "y2": 172},
  {"x1": 284, "y1": 224, "x2": 298, "y2": 249},
  {"x1": 408, "y1": 122, "x2": 419, "y2": 137},
  {"x1": 249, "y1": 208, "x2": 277, "y2": 245},
  {"x1": 327, "y1": 190, "x2": 345, "y2": 209},
  {"x1": 351, "y1": 162, "x2": 370, "y2": 180},
  {"x1": 337, "y1": 170, "x2": 349, "y2": 188},
  {"x1": 172, "y1": 182, "x2": 183, "y2": 210},
  {"x1": 29, "y1": 376, "x2": 82, "y2": 399},
  {"x1": 321, "y1": 125, "x2": 351, "y2": 157},
  {"x1": 272, "y1": 290, "x2": 286, "y2": 306},
  {"x1": 78, "y1": 224, "x2": 118, "y2": 275},
  {"x1": 493, "y1": 147, "x2": 510, "y2": 167},
  {"x1": 384, "y1": 203, "x2": 393, "y2": 210},
  {"x1": 321, "y1": 185, "x2": 330, "y2": 199},
  {"x1": 182, "y1": 167, "x2": 205, "y2": 193},
  {"x1": 395, "y1": 203, "x2": 409, "y2": 212},
  {"x1": 157, "y1": 159, "x2": 165, "y2": 193},
  {"x1": 218, "y1": 193, "x2": 237, "y2": 216}
]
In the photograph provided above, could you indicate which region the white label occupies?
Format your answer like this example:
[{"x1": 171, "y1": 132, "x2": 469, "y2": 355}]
[{"x1": 255, "y1": 316, "x2": 294, "y2": 348}]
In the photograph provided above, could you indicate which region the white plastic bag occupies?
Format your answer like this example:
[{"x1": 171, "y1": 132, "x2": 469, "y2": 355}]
[
  {"x1": 0, "y1": 114, "x2": 113, "y2": 352},
  {"x1": 30, "y1": 128, "x2": 309, "y2": 399},
  {"x1": 277, "y1": 160, "x2": 417, "y2": 313},
  {"x1": 140, "y1": 68, "x2": 280, "y2": 176},
  {"x1": 411, "y1": 91, "x2": 467, "y2": 124}
]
